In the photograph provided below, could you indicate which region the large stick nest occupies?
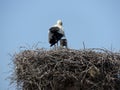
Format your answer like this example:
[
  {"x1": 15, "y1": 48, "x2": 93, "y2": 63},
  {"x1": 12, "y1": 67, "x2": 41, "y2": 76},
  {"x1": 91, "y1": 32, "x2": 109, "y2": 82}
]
[{"x1": 11, "y1": 48, "x2": 120, "y2": 90}]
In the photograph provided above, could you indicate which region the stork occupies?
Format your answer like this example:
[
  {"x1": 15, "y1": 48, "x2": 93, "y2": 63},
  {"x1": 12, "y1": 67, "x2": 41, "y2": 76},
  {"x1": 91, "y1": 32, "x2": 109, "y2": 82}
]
[{"x1": 48, "y1": 20, "x2": 65, "y2": 48}]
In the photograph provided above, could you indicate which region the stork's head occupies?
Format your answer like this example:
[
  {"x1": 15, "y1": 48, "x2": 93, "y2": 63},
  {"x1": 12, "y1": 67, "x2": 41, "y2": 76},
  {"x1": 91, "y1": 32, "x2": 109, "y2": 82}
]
[{"x1": 57, "y1": 20, "x2": 63, "y2": 26}]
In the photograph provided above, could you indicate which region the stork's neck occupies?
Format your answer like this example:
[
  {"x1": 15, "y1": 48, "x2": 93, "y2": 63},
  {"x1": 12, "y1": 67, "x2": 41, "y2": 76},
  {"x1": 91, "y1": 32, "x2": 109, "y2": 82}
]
[{"x1": 54, "y1": 24, "x2": 63, "y2": 30}]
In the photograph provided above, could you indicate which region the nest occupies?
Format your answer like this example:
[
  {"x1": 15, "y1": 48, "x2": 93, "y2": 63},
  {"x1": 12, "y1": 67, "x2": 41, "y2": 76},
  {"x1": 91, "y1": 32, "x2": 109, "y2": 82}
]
[{"x1": 11, "y1": 48, "x2": 120, "y2": 90}]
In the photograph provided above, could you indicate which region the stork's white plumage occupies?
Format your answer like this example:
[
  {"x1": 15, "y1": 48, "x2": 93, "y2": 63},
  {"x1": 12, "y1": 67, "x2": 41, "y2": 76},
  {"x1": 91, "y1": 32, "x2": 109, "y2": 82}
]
[{"x1": 48, "y1": 20, "x2": 65, "y2": 47}]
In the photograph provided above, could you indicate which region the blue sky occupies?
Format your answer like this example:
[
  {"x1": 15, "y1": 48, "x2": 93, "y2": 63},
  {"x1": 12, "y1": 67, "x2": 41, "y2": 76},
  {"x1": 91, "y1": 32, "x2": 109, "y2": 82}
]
[{"x1": 0, "y1": 0, "x2": 120, "y2": 89}]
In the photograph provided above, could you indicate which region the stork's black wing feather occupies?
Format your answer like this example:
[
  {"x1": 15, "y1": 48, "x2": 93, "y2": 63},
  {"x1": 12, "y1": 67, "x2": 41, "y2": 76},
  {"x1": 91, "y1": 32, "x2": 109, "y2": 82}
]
[
  {"x1": 49, "y1": 27, "x2": 59, "y2": 33},
  {"x1": 49, "y1": 26, "x2": 64, "y2": 47}
]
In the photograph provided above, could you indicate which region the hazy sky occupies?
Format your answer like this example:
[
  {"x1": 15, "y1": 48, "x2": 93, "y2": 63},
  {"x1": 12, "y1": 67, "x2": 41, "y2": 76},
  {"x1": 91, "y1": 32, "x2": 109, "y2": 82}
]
[{"x1": 0, "y1": 0, "x2": 120, "y2": 90}]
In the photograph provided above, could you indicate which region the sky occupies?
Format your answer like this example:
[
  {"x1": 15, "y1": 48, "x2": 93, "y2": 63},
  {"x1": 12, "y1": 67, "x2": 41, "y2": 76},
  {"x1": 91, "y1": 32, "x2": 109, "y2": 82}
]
[{"x1": 0, "y1": 0, "x2": 120, "y2": 89}]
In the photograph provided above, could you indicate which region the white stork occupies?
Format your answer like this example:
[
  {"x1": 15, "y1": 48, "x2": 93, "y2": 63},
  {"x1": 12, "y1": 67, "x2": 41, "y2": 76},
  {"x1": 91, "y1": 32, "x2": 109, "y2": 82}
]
[{"x1": 48, "y1": 20, "x2": 65, "y2": 47}]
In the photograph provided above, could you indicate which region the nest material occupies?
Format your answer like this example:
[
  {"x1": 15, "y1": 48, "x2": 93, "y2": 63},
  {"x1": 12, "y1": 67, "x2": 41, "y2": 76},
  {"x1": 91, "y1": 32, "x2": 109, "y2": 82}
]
[{"x1": 12, "y1": 48, "x2": 120, "y2": 90}]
